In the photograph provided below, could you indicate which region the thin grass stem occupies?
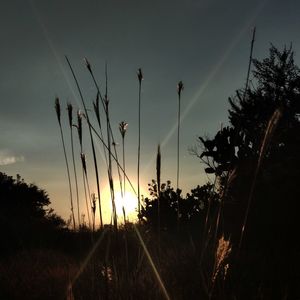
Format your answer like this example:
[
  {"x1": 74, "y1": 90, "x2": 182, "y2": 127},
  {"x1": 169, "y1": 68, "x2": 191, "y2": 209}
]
[
  {"x1": 67, "y1": 103, "x2": 81, "y2": 227},
  {"x1": 55, "y1": 97, "x2": 76, "y2": 230},
  {"x1": 137, "y1": 68, "x2": 143, "y2": 216},
  {"x1": 65, "y1": 56, "x2": 103, "y2": 229}
]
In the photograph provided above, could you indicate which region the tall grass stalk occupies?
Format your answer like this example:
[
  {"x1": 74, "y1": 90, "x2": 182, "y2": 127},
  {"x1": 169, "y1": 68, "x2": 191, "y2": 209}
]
[
  {"x1": 55, "y1": 97, "x2": 76, "y2": 230},
  {"x1": 119, "y1": 121, "x2": 128, "y2": 223},
  {"x1": 85, "y1": 59, "x2": 118, "y2": 229},
  {"x1": 93, "y1": 92, "x2": 109, "y2": 170},
  {"x1": 213, "y1": 27, "x2": 256, "y2": 249},
  {"x1": 104, "y1": 63, "x2": 117, "y2": 229},
  {"x1": 77, "y1": 111, "x2": 91, "y2": 228},
  {"x1": 67, "y1": 103, "x2": 81, "y2": 227},
  {"x1": 93, "y1": 90, "x2": 124, "y2": 206},
  {"x1": 88, "y1": 122, "x2": 137, "y2": 196},
  {"x1": 156, "y1": 145, "x2": 161, "y2": 234},
  {"x1": 176, "y1": 81, "x2": 184, "y2": 224},
  {"x1": 243, "y1": 27, "x2": 256, "y2": 99},
  {"x1": 110, "y1": 126, "x2": 124, "y2": 198},
  {"x1": 65, "y1": 56, "x2": 103, "y2": 229},
  {"x1": 91, "y1": 192, "x2": 96, "y2": 232},
  {"x1": 137, "y1": 68, "x2": 143, "y2": 216},
  {"x1": 94, "y1": 88, "x2": 124, "y2": 222},
  {"x1": 80, "y1": 153, "x2": 94, "y2": 231}
]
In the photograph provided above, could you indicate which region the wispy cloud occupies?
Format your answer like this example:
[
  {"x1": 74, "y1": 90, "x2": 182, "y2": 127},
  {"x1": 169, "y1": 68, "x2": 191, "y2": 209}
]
[{"x1": 0, "y1": 150, "x2": 24, "y2": 166}]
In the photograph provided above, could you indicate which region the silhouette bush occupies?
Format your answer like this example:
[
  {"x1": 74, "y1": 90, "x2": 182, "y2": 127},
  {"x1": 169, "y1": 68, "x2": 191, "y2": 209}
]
[
  {"x1": 0, "y1": 172, "x2": 66, "y2": 254},
  {"x1": 195, "y1": 45, "x2": 300, "y2": 299},
  {"x1": 139, "y1": 180, "x2": 219, "y2": 233}
]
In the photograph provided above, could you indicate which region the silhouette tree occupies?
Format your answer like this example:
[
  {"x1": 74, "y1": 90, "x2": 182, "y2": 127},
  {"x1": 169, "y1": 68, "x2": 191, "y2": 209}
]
[
  {"x1": 139, "y1": 180, "x2": 178, "y2": 231},
  {"x1": 198, "y1": 45, "x2": 300, "y2": 173},
  {"x1": 138, "y1": 180, "x2": 219, "y2": 233},
  {"x1": 195, "y1": 45, "x2": 300, "y2": 298},
  {"x1": 0, "y1": 172, "x2": 65, "y2": 253}
]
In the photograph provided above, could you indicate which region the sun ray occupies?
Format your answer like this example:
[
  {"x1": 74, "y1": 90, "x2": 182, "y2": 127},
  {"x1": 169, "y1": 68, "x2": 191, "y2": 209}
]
[
  {"x1": 141, "y1": 0, "x2": 269, "y2": 176},
  {"x1": 133, "y1": 225, "x2": 171, "y2": 300}
]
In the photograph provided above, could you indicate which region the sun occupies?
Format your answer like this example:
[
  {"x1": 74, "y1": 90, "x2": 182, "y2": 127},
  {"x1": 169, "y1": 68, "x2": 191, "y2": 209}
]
[
  {"x1": 100, "y1": 184, "x2": 147, "y2": 224},
  {"x1": 114, "y1": 190, "x2": 139, "y2": 222}
]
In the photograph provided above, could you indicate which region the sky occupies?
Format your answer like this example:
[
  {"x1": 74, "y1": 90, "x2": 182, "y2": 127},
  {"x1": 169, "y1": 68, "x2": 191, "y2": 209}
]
[{"x1": 1, "y1": 0, "x2": 300, "y2": 224}]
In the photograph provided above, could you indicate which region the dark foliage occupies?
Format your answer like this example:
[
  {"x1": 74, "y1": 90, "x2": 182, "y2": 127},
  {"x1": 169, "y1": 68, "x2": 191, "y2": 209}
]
[
  {"x1": 196, "y1": 45, "x2": 300, "y2": 299},
  {"x1": 199, "y1": 45, "x2": 300, "y2": 174},
  {"x1": 0, "y1": 172, "x2": 66, "y2": 254},
  {"x1": 138, "y1": 180, "x2": 219, "y2": 234}
]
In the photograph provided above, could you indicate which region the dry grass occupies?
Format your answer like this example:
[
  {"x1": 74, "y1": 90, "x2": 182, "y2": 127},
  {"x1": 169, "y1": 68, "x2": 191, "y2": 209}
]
[{"x1": 0, "y1": 249, "x2": 77, "y2": 300}]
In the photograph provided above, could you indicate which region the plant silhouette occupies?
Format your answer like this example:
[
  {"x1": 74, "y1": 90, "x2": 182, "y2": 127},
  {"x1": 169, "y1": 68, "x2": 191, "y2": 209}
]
[
  {"x1": 139, "y1": 180, "x2": 218, "y2": 233},
  {"x1": 194, "y1": 45, "x2": 300, "y2": 298},
  {"x1": 0, "y1": 172, "x2": 65, "y2": 254}
]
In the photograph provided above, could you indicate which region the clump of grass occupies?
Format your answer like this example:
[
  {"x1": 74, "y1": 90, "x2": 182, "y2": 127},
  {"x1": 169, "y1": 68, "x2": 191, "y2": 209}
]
[
  {"x1": 66, "y1": 56, "x2": 103, "y2": 229},
  {"x1": 85, "y1": 59, "x2": 118, "y2": 230}
]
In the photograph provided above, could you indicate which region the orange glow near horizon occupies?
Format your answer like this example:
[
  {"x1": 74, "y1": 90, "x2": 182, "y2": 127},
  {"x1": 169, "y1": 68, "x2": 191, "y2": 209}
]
[{"x1": 99, "y1": 184, "x2": 147, "y2": 225}]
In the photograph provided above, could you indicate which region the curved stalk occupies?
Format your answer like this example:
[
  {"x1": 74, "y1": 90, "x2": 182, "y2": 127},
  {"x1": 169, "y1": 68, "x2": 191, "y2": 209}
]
[
  {"x1": 65, "y1": 56, "x2": 103, "y2": 229},
  {"x1": 55, "y1": 97, "x2": 76, "y2": 230},
  {"x1": 67, "y1": 103, "x2": 80, "y2": 227}
]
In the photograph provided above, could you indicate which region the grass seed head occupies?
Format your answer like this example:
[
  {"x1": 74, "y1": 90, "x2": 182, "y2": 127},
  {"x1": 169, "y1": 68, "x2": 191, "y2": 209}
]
[
  {"x1": 81, "y1": 153, "x2": 87, "y2": 175},
  {"x1": 93, "y1": 92, "x2": 101, "y2": 124},
  {"x1": 77, "y1": 110, "x2": 82, "y2": 146},
  {"x1": 55, "y1": 97, "x2": 61, "y2": 126},
  {"x1": 91, "y1": 193, "x2": 96, "y2": 215},
  {"x1": 119, "y1": 121, "x2": 128, "y2": 138},
  {"x1": 104, "y1": 94, "x2": 109, "y2": 108},
  {"x1": 177, "y1": 81, "x2": 184, "y2": 97},
  {"x1": 137, "y1": 68, "x2": 143, "y2": 83},
  {"x1": 212, "y1": 235, "x2": 232, "y2": 284},
  {"x1": 67, "y1": 103, "x2": 73, "y2": 128}
]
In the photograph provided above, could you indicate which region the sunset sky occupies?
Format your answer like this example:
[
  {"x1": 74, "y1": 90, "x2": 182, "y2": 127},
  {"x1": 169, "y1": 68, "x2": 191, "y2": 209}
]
[{"x1": 1, "y1": 0, "x2": 300, "y2": 223}]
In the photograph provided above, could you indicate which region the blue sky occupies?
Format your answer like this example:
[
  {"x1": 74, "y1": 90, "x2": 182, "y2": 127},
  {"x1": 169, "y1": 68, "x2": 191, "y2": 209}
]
[{"x1": 1, "y1": 0, "x2": 300, "y2": 223}]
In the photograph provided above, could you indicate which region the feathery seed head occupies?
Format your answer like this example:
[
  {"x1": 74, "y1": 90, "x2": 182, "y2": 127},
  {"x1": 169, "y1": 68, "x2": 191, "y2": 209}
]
[
  {"x1": 91, "y1": 193, "x2": 96, "y2": 215},
  {"x1": 104, "y1": 95, "x2": 109, "y2": 113},
  {"x1": 104, "y1": 94, "x2": 109, "y2": 106},
  {"x1": 119, "y1": 121, "x2": 128, "y2": 138},
  {"x1": 81, "y1": 153, "x2": 87, "y2": 174},
  {"x1": 137, "y1": 68, "x2": 143, "y2": 83},
  {"x1": 77, "y1": 110, "x2": 83, "y2": 146},
  {"x1": 93, "y1": 92, "x2": 101, "y2": 124},
  {"x1": 67, "y1": 103, "x2": 73, "y2": 128},
  {"x1": 212, "y1": 235, "x2": 232, "y2": 284},
  {"x1": 55, "y1": 97, "x2": 61, "y2": 125},
  {"x1": 177, "y1": 81, "x2": 184, "y2": 97}
]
